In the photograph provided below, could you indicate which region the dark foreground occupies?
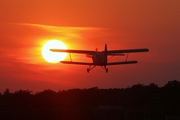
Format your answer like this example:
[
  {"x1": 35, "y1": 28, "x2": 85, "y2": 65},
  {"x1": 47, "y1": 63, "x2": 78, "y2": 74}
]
[{"x1": 0, "y1": 80, "x2": 180, "y2": 120}]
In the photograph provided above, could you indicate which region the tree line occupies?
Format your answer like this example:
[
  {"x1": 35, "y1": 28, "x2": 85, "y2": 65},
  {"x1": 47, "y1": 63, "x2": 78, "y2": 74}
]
[{"x1": 0, "y1": 80, "x2": 180, "y2": 120}]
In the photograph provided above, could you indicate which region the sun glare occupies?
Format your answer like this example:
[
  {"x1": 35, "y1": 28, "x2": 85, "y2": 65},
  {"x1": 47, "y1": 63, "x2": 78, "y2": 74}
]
[{"x1": 42, "y1": 40, "x2": 67, "y2": 63}]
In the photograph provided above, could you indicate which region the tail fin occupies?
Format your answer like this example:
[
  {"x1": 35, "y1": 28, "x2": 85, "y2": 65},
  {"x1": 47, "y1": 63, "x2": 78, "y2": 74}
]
[
  {"x1": 104, "y1": 44, "x2": 107, "y2": 64},
  {"x1": 104, "y1": 44, "x2": 107, "y2": 52},
  {"x1": 95, "y1": 48, "x2": 98, "y2": 52}
]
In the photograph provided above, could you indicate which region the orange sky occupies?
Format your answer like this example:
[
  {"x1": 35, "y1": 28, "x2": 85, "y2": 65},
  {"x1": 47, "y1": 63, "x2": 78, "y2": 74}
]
[{"x1": 0, "y1": 0, "x2": 180, "y2": 92}]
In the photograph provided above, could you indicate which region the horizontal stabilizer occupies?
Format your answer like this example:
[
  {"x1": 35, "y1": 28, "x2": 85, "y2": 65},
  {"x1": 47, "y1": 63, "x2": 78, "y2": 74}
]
[
  {"x1": 107, "y1": 60, "x2": 138, "y2": 65},
  {"x1": 86, "y1": 54, "x2": 93, "y2": 58},
  {"x1": 108, "y1": 53, "x2": 125, "y2": 56},
  {"x1": 61, "y1": 61, "x2": 94, "y2": 65}
]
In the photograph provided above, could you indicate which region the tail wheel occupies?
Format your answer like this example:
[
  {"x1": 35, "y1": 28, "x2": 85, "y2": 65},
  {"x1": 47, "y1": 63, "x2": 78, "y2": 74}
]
[
  {"x1": 87, "y1": 68, "x2": 90, "y2": 73},
  {"x1": 106, "y1": 68, "x2": 108, "y2": 73}
]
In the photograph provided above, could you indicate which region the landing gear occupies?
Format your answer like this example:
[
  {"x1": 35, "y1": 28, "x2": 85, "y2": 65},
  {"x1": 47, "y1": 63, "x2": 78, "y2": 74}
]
[
  {"x1": 87, "y1": 68, "x2": 90, "y2": 73},
  {"x1": 101, "y1": 66, "x2": 108, "y2": 73},
  {"x1": 87, "y1": 65, "x2": 108, "y2": 73},
  {"x1": 87, "y1": 65, "x2": 96, "y2": 73},
  {"x1": 105, "y1": 68, "x2": 108, "y2": 73}
]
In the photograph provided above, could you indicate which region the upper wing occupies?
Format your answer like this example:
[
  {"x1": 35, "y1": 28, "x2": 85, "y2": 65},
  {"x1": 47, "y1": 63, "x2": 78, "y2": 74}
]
[
  {"x1": 61, "y1": 61, "x2": 94, "y2": 65},
  {"x1": 107, "y1": 48, "x2": 149, "y2": 54},
  {"x1": 50, "y1": 49, "x2": 96, "y2": 54},
  {"x1": 50, "y1": 48, "x2": 149, "y2": 54}
]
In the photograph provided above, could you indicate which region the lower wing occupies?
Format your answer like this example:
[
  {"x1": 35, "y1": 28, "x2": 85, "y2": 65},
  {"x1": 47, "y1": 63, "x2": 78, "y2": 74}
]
[
  {"x1": 61, "y1": 60, "x2": 137, "y2": 66},
  {"x1": 107, "y1": 60, "x2": 138, "y2": 65},
  {"x1": 61, "y1": 61, "x2": 94, "y2": 65}
]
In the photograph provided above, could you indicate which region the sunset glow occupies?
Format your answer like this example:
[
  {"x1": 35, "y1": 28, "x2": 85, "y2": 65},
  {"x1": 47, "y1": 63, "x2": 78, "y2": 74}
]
[
  {"x1": 0, "y1": 0, "x2": 180, "y2": 92},
  {"x1": 42, "y1": 40, "x2": 67, "y2": 63}
]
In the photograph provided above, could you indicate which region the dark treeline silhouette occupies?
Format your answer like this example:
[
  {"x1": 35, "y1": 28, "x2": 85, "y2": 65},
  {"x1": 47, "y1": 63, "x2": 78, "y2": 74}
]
[{"x1": 0, "y1": 80, "x2": 180, "y2": 120}]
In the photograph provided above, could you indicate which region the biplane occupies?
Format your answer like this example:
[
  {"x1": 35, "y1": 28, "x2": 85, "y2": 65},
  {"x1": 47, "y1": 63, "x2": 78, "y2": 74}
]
[{"x1": 50, "y1": 44, "x2": 149, "y2": 73}]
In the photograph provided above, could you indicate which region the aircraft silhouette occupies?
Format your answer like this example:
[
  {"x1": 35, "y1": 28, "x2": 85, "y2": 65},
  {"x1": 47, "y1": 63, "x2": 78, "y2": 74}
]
[{"x1": 50, "y1": 44, "x2": 149, "y2": 73}]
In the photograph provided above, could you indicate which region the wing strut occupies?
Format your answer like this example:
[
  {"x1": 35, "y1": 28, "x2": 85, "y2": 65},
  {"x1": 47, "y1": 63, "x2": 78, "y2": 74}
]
[
  {"x1": 126, "y1": 53, "x2": 129, "y2": 61},
  {"x1": 69, "y1": 53, "x2": 72, "y2": 61},
  {"x1": 108, "y1": 55, "x2": 115, "y2": 61}
]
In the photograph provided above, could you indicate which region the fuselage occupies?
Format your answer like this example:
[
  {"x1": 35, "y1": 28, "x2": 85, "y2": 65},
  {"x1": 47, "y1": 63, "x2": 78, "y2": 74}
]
[{"x1": 92, "y1": 52, "x2": 107, "y2": 66}]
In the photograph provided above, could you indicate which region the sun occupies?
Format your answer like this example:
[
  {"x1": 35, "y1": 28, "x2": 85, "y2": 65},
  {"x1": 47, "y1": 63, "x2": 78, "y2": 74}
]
[{"x1": 42, "y1": 40, "x2": 67, "y2": 63}]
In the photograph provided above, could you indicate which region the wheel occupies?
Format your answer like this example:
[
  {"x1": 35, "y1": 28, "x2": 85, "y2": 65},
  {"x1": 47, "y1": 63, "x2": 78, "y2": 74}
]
[
  {"x1": 87, "y1": 68, "x2": 90, "y2": 73},
  {"x1": 106, "y1": 68, "x2": 108, "y2": 73}
]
